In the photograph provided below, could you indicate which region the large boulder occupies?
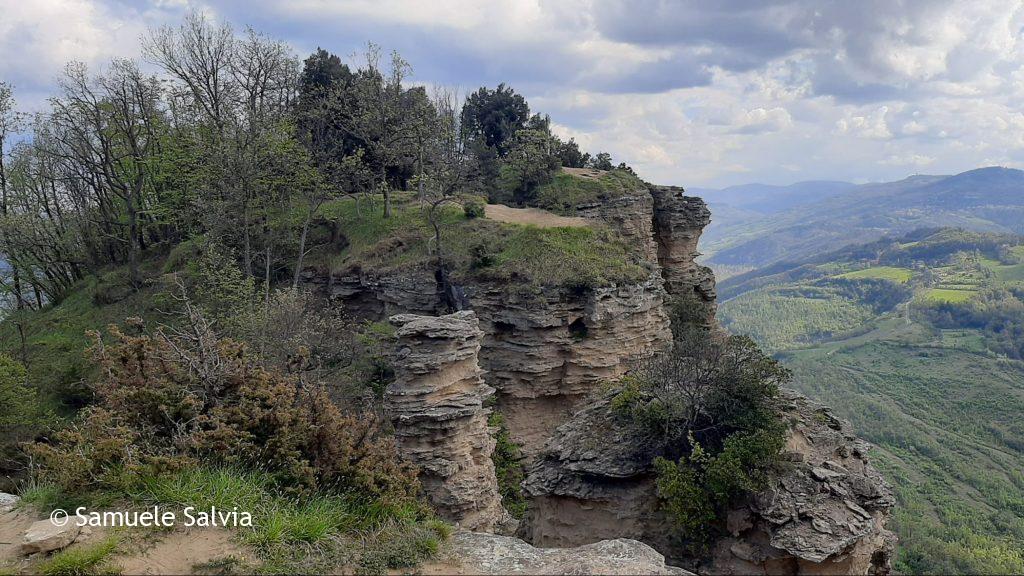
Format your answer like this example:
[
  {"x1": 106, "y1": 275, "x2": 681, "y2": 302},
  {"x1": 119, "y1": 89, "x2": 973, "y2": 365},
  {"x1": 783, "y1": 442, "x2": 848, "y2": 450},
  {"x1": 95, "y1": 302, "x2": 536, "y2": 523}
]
[
  {"x1": 433, "y1": 531, "x2": 693, "y2": 575},
  {"x1": 19, "y1": 518, "x2": 80, "y2": 555}
]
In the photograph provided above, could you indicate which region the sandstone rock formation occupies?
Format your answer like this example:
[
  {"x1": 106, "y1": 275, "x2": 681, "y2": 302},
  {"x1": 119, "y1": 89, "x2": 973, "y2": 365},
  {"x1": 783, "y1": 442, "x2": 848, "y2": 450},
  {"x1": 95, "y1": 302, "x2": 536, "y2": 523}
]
[
  {"x1": 651, "y1": 185, "x2": 717, "y2": 327},
  {"x1": 575, "y1": 188, "x2": 658, "y2": 262},
  {"x1": 430, "y1": 531, "x2": 693, "y2": 575},
  {"x1": 303, "y1": 183, "x2": 716, "y2": 461},
  {"x1": 387, "y1": 311, "x2": 506, "y2": 532},
  {"x1": 471, "y1": 273, "x2": 671, "y2": 457},
  {"x1": 522, "y1": 390, "x2": 895, "y2": 575}
]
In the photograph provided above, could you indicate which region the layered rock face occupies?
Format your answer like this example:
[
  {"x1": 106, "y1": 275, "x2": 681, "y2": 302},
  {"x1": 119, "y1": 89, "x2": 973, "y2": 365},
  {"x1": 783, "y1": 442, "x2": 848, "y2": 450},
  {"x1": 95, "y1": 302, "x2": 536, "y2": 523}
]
[
  {"x1": 522, "y1": 390, "x2": 896, "y2": 575},
  {"x1": 304, "y1": 185, "x2": 713, "y2": 460},
  {"x1": 471, "y1": 274, "x2": 671, "y2": 458},
  {"x1": 575, "y1": 189, "x2": 659, "y2": 262},
  {"x1": 651, "y1": 186, "x2": 717, "y2": 327},
  {"x1": 386, "y1": 311, "x2": 506, "y2": 532}
]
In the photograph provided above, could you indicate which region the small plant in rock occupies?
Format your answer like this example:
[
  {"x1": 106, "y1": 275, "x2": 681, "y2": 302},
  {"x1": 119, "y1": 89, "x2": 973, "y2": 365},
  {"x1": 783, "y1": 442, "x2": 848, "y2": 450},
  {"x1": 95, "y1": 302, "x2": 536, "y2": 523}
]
[{"x1": 488, "y1": 411, "x2": 528, "y2": 518}]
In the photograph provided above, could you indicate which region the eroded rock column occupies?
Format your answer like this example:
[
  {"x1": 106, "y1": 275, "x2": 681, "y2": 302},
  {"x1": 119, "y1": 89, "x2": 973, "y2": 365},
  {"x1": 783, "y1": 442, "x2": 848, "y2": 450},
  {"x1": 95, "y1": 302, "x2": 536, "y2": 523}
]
[
  {"x1": 651, "y1": 185, "x2": 717, "y2": 327},
  {"x1": 387, "y1": 311, "x2": 505, "y2": 532}
]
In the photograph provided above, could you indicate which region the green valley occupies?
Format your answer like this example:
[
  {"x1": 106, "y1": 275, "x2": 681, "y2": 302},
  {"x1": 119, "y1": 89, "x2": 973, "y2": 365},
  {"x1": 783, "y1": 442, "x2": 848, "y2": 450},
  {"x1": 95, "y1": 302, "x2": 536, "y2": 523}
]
[{"x1": 718, "y1": 228, "x2": 1024, "y2": 574}]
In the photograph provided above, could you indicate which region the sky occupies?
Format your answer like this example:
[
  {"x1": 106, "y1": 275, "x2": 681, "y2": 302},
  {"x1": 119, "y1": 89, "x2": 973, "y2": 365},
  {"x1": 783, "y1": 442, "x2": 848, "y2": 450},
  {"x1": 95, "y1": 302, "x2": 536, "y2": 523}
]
[{"x1": 2, "y1": 0, "x2": 1024, "y2": 188}]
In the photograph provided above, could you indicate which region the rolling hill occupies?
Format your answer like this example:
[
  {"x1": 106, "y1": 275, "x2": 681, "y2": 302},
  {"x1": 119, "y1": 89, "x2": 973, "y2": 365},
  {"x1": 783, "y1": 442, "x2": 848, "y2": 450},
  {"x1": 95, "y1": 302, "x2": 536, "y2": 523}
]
[{"x1": 700, "y1": 167, "x2": 1024, "y2": 274}]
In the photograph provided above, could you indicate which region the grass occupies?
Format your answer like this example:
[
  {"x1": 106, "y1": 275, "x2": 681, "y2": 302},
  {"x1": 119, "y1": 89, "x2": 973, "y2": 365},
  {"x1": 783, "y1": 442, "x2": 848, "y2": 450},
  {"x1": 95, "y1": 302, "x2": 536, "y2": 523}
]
[
  {"x1": 836, "y1": 266, "x2": 914, "y2": 283},
  {"x1": 37, "y1": 536, "x2": 120, "y2": 576},
  {"x1": 993, "y1": 263, "x2": 1024, "y2": 282},
  {"x1": 532, "y1": 168, "x2": 646, "y2": 215},
  {"x1": 0, "y1": 255, "x2": 176, "y2": 418},
  {"x1": 921, "y1": 288, "x2": 976, "y2": 303},
  {"x1": 315, "y1": 192, "x2": 648, "y2": 292},
  {"x1": 129, "y1": 466, "x2": 444, "y2": 574},
  {"x1": 21, "y1": 466, "x2": 447, "y2": 575}
]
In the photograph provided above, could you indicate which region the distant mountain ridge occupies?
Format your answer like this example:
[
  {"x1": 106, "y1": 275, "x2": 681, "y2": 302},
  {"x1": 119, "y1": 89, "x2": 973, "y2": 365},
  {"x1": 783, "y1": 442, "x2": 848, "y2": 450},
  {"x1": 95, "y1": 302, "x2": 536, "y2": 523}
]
[{"x1": 699, "y1": 166, "x2": 1024, "y2": 271}]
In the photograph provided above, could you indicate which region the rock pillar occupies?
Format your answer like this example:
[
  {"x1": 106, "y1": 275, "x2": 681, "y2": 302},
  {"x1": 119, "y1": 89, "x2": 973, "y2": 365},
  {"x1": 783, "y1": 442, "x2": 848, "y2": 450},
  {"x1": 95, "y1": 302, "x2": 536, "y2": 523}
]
[
  {"x1": 387, "y1": 310, "x2": 505, "y2": 531},
  {"x1": 650, "y1": 185, "x2": 717, "y2": 327}
]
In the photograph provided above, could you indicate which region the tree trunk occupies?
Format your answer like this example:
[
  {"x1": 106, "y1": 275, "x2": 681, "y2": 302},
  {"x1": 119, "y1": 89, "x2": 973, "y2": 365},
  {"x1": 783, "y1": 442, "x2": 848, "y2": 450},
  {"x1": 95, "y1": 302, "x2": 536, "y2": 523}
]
[
  {"x1": 16, "y1": 321, "x2": 28, "y2": 367},
  {"x1": 264, "y1": 244, "x2": 272, "y2": 310},
  {"x1": 293, "y1": 213, "x2": 311, "y2": 289},
  {"x1": 127, "y1": 191, "x2": 140, "y2": 288}
]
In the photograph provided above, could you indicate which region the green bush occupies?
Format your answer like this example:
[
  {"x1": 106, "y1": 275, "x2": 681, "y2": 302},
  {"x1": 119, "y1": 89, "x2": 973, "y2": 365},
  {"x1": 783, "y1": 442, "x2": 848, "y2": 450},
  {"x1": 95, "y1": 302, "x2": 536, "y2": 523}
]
[
  {"x1": 489, "y1": 411, "x2": 527, "y2": 518},
  {"x1": 614, "y1": 327, "x2": 789, "y2": 544},
  {"x1": 0, "y1": 354, "x2": 52, "y2": 468},
  {"x1": 463, "y1": 199, "x2": 485, "y2": 219},
  {"x1": 654, "y1": 427, "x2": 784, "y2": 544}
]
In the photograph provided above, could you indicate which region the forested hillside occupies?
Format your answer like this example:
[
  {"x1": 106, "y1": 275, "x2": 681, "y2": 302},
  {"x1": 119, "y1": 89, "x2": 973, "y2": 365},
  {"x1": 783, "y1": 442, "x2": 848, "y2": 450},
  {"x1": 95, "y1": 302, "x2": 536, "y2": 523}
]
[{"x1": 719, "y1": 228, "x2": 1024, "y2": 573}]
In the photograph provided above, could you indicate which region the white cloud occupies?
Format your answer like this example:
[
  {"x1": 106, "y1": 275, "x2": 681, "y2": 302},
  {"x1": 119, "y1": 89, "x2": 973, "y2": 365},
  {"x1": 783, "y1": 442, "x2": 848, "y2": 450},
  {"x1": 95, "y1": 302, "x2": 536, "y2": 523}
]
[
  {"x1": 880, "y1": 153, "x2": 936, "y2": 167},
  {"x1": 0, "y1": 0, "x2": 147, "y2": 96},
  {"x1": 4, "y1": 0, "x2": 1024, "y2": 186}
]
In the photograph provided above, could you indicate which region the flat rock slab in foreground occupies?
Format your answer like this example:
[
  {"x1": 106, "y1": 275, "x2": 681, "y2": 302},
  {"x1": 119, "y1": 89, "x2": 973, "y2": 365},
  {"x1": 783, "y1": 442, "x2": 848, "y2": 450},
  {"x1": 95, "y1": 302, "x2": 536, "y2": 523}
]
[
  {"x1": 430, "y1": 531, "x2": 693, "y2": 575},
  {"x1": 19, "y1": 518, "x2": 80, "y2": 555}
]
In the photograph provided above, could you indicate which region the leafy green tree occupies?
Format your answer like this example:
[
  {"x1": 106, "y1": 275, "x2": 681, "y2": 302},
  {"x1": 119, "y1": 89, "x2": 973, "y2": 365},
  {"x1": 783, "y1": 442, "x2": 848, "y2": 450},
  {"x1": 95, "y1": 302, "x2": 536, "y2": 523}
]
[
  {"x1": 496, "y1": 129, "x2": 560, "y2": 205},
  {"x1": 460, "y1": 83, "x2": 529, "y2": 156},
  {"x1": 590, "y1": 152, "x2": 614, "y2": 170},
  {"x1": 0, "y1": 354, "x2": 51, "y2": 468},
  {"x1": 556, "y1": 138, "x2": 590, "y2": 168}
]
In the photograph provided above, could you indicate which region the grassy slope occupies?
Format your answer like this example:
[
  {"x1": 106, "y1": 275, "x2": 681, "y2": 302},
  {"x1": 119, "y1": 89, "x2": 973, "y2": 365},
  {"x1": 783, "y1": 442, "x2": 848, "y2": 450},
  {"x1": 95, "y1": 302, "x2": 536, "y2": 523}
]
[
  {"x1": 312, "y1": 191, "x2": 648, "y2": 291},
  {"x1": 781, "y1": 334, "x2": 1024, "y2": 574},
  {"x1": 0, "y1": 260, "x2": 175, "y2": 416},
  {"x1": 721, "y1": 286, "x2": 875, "y2": 353},
  {"x1": 532, "y1": 168, "x2": 647, "y2": 215}
]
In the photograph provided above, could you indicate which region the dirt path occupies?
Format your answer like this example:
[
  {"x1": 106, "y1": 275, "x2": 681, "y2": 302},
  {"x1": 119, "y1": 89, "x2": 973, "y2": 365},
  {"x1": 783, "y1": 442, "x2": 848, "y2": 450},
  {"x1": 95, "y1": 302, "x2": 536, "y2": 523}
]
[
  {"x1": 114, "y1": 528, "x2": 251, "y2": 575},
  {"x1": 485, "y1": 204, "x2": 589, "y2": 228}
]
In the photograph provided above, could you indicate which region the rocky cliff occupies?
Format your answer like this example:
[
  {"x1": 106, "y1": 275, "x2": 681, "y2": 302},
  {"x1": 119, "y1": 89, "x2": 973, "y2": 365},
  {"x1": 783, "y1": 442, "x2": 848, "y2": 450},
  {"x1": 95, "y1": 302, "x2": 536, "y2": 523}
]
[
  {"x1": 651, "y1": 185, "x2": 717, "y2": 327},
  {"x1": 521, "y1": 390, "x2": 896, "y2": 575},
  {"x1": 307, "y1": 174, "x2": 894, "y2": 574},
  {"x1": 304, "y1": 182, "x2": 712, "y2": 459}
]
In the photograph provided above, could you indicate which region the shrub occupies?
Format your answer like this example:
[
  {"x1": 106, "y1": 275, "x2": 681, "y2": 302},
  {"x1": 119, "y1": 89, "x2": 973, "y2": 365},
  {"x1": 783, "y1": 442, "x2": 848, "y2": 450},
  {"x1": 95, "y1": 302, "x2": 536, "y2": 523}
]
[
  {"x1": 0, "y1": 354, "x2": 52, "y2": 471},
  {"x1": 27, "y1": 311, "x2": 419, "y2": 502},
  {"x1": 463, "y1": 199, "x2": 485, "y2": 219},
  {"x1": 654, "y1": 427, "x2": 785, "y2": 544},
  {"x1": 488, "y1": 411, "x2": 527, "y2": 518},
  {"x1": 614, "y1": 326, "x2": 789, "y2": 543}
]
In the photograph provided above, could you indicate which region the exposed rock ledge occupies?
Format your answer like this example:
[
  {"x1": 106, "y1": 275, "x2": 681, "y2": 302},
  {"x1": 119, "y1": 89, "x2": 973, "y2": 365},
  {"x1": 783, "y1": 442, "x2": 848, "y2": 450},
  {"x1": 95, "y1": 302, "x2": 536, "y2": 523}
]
[
  {"x1": 423, "y1": 531, "x2": 694, "y2": 575},
  {"x1": 523, "y1": 390, "x2": 896, "y2": 575}
]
